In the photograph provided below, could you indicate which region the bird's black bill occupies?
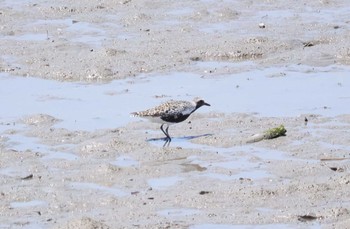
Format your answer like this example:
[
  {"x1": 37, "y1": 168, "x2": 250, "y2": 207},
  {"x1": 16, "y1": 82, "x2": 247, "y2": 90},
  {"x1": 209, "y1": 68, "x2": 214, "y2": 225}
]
[{"x1": 204, "y1": 102, "x2": 210, "y2": 106}]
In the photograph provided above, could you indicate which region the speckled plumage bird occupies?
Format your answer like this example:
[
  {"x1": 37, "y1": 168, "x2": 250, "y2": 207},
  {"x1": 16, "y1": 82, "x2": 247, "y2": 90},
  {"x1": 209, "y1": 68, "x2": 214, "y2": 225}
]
[{"x1": 131, "y1": 98, "x2": 210, "y2": 144}]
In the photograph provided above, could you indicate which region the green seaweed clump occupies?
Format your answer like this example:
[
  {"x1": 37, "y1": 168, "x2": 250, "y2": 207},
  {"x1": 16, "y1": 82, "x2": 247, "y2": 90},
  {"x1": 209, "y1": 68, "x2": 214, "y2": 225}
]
[{"x1": 263, "y1": 125, "x2": 287, "y2": 139}]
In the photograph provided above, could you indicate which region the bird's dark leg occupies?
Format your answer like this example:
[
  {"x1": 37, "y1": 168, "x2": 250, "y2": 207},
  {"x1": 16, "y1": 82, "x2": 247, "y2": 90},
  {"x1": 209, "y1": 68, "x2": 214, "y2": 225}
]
[
  {"x1": 163, "y1": 138, "x2": 170, "y2": 147},
  {"x1": 160, "y1": 124, "x2": 171, "y2": 147},
  {"x1": 160, "y1": 124, "x2": 167, "y2": 138},
  {"x1": 165, "y1": 125, "x2": 171, "y2": 141},
  {"x1": 160, "y1": 124, "x2": 170, "y2": 140}
]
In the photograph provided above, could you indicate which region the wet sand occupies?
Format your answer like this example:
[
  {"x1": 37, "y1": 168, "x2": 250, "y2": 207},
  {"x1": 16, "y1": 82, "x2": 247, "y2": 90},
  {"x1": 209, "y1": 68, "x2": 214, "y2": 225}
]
[{"x1": 1, "y1": 0, "x2": 350, "y2": 228}]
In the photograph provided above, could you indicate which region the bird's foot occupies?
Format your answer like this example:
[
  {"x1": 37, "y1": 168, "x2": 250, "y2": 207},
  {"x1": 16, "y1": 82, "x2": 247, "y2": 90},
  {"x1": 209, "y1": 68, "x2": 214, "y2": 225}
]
[{"x1": 163, "y1": 137, "x2": 171, "y2": 147}]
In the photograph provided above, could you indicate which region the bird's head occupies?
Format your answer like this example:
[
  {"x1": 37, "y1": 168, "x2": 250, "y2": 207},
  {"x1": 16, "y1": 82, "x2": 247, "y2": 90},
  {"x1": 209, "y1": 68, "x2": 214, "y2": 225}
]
[{"x1": 194, "y1": 97, "x2": 210, "y2": 109}]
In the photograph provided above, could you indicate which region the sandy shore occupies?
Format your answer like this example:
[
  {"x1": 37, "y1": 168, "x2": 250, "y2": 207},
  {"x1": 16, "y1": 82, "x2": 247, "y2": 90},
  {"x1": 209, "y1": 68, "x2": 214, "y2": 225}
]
[
  {"x1": 1, "y1": 0, "x2": 350, "y2": 228},
  {"x1": 1, "y1": 0, "x2": 350, "y2": 81}
]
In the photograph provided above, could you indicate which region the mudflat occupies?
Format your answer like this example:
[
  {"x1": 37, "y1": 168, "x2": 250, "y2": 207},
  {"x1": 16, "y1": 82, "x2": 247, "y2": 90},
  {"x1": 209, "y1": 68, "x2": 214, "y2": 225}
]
[{"x1": 1, "y1": 0, "x2": 350, "y2": 228}]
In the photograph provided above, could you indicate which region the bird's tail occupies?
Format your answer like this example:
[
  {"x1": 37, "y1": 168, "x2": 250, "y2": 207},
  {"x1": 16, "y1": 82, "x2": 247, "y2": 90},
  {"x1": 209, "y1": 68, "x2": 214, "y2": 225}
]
[{"x1": 130, "y1": 112, "x2": 140, "y2": 117}]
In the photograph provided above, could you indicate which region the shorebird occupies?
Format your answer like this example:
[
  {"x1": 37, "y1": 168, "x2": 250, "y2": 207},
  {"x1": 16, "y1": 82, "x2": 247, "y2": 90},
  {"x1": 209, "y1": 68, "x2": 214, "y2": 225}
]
[{"x1": 131, "y1": 98, "x2": 210, "y2": 145}]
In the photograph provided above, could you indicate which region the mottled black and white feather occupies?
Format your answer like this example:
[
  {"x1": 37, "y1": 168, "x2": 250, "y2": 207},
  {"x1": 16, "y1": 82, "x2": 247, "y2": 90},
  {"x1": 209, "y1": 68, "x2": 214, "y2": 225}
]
[
  {"x1": 131, "y1": 98, "x2": 210, "y2": 125},
  {"x1": 131, "y1": 97, "x2": 210, "y2": 144}
]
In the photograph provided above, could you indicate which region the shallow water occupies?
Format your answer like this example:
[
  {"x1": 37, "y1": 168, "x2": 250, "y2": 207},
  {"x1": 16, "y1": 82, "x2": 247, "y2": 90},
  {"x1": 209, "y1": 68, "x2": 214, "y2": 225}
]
[
  {"x1": 1, "y1": 1, "x2": 349, "y2": 228},
  {"x1": 2, "y1": 129, "x2": 78, "y2": 161},
  {"x1": 0, "y1": 65, "x2": 346, "y2": 184},
  {"x1": 10, "y1": 200, "x2": 47, "y2": 209},
  {"x1": 147, "y1": 176, "x2": 184, "y2": 190},
  {"x1": 1, "y1": 17, "x2": 108, "y2": 47},
  {"x1": 190, "y1": 223, "x2": 321, "y2": 229},
  {"x1": 1, "y1": 64, "x2": 348, "y2": 132},
  {"x1": 158, "y1": 208, "x2": 202, "y2": 218},
  {"x1": 110, "y1": 155, "x2": 139, "y2": 167},
  {"x1": 150, "y1": 137, "x2": 318, "y2": 181}
]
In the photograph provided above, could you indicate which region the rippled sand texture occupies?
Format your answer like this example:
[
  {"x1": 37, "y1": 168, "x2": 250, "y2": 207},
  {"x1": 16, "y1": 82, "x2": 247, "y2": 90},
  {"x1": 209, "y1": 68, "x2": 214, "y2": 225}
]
[
  {"x1": 1, "y1": 0, "x2": 350, "y2": 81},
  {"x1": 1, "y1": 0, "x2": 350, "y2": 228}
]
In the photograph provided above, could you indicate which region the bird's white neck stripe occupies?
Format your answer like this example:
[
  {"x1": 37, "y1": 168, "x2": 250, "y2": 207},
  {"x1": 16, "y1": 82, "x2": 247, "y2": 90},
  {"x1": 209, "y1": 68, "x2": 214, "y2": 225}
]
[{"x1": 181, "y1": 107, "x2": 195, "y2": 115}]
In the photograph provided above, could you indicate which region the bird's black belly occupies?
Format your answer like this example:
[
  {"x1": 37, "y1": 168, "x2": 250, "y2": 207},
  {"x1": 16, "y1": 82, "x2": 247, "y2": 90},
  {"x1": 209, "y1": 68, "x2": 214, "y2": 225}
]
[{"x1": 161, "y1": 114, "x2": 190, "y2": 123}]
